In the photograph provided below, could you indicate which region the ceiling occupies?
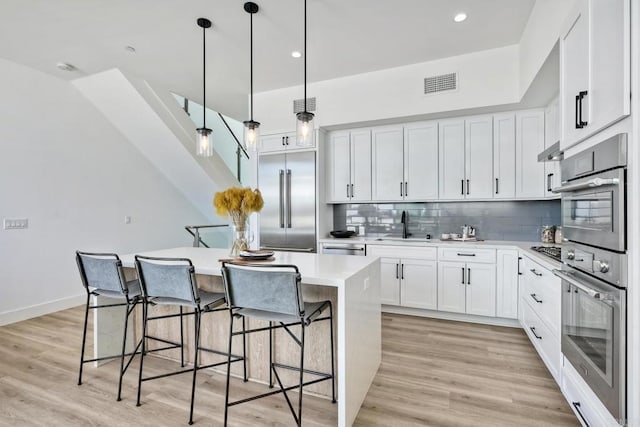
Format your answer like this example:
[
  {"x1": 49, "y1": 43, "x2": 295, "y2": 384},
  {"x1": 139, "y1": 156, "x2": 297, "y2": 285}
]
[{"x1": 0, "y1": 0, "x2": 535, "y2": 119}]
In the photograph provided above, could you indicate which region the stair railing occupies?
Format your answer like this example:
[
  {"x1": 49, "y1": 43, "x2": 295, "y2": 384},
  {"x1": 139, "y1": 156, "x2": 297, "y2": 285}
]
[{"x1": 185, "y1": 224, "x2": 230, "y2": 248}]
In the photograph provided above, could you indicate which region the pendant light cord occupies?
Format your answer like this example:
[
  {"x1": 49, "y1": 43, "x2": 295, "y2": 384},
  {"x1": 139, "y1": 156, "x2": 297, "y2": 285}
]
[
  {"x1": 250, "y1": 11, "x2": 254, "y2": 121},
  {"x1": 202, "y1": 24, "x2": 206, "y2": 129},
  {"x1": 303, "y1": 0, "x2": 307, "y2": 112}
]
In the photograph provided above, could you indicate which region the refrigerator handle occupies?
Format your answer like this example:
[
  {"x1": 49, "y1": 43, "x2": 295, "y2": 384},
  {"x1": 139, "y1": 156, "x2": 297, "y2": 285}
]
[
  {"x1": 279, "y1": 169, "x2": 285, "y2": 228},
  {"x1": 286, "y1": 169, "x2": 292, "y2": 228}
]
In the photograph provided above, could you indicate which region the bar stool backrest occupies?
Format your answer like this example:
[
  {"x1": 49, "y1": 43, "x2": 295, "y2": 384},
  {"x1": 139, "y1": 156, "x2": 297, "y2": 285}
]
[
  {"x1": 221, "y1": 263, "x2": 304, "y2": 318},
  {"x1": 76, "y1": 251, "x2": 127, "y2": 295},
  {"x1": 135, "y1": 256, "x2": 199, "y2": 305}
]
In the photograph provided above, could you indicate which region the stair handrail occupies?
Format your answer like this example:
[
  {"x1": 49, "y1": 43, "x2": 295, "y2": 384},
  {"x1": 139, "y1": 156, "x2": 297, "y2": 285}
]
[{"x1": 185, "y1": 224, "x2": 230, "y2": 248}]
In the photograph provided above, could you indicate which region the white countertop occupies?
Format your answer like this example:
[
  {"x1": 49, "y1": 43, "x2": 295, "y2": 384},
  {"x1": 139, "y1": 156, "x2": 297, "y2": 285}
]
[
  {"x1": 120, "y1": 247, "x2": 379, "y2": 287},
  {"x1": 318, "y1": 237, "x2": 563, "y2": 271}
]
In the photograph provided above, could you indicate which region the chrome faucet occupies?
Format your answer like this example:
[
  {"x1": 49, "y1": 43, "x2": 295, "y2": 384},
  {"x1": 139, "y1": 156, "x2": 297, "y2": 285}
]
[{"x1": 401, "y1": 210, "x2": 410, "y2": 239}]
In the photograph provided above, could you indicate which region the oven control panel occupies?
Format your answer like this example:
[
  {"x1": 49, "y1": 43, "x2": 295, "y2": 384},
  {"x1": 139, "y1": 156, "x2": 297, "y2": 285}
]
[{"x1": 563, "y1": 243, "x2": 626, "y2": 288}]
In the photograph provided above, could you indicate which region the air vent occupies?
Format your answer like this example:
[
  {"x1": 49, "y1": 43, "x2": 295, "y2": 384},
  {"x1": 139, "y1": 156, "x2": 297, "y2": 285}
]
[
  {"x1": 424, "y1": 72, "x2": 457, "y2": 94},
  {"x1": 293, "y1": 97, "x2": 316, "y2": 113}
]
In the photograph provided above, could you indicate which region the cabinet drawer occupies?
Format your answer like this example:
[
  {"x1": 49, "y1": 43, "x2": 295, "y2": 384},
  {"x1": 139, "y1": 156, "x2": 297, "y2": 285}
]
[
  {"x1": 438, "y1": 247, "x2": 496, "y2": 263},
  {"x1": 522, "y1": 302, "x2": 560, "y2": 382},
  {"x1": 368, "y1": 245, "x2": 437, "y2": 260},
  {"x1": 522, "y1": 256, "x2": 561, "y2": 336}
]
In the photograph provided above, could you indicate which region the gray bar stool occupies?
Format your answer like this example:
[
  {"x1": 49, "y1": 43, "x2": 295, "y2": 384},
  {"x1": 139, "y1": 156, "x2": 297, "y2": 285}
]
[
  {"x1": 135, "y1": 255, "x2": 246, "y2": 425},
  {"x1": 221, "y1": 262, "x2": 336, "y2": 426},
  {"x1": 76, "y1": 251, "x2": 143, "y2": 401}
]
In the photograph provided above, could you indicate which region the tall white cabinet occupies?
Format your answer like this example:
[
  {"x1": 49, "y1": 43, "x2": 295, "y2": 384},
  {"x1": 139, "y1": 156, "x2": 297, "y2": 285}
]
[
  {"x1": 515, "y1": 110, "x2": 545, "y2": 199},
  {"x1": 493, "y1": 113, "x2": 516, "y2": 199},
  {"x1": 327, "y1": 129, "x2": 372, "y2": 202}
]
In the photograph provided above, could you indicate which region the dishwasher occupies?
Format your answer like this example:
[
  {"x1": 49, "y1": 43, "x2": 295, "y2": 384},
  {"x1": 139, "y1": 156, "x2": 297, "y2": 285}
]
[{"x1": 320, "y1": 242, "x2": 366, "y2": 256}]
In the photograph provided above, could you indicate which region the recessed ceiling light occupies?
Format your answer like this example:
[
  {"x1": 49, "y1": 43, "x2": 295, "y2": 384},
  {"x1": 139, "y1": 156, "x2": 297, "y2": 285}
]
[
  {"x1": 56, "y1": 62, "x2": 76, "y2": 71},
  {"x1": 454, "y1": 13, "x2": 467, "y2": 23},
  {"x1": 125, "y1": 45, "x2": 136, "y2": 53},
  {"x1": 291, "y1": 51, "x2": 302, "y2": 58}
]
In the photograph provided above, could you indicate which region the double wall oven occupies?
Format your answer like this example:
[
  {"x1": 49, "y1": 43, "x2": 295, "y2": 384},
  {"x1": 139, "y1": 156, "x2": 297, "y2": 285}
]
[{"x1": 552, "y1": 133, "x2": 627, "y2": 424}]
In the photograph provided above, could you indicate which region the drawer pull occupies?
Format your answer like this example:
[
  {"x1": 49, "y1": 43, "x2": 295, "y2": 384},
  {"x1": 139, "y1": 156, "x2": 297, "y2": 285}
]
[
  {"x1": 530, "y1": 268, "x2": 543, "y2": 277},
  {"x1": 529, "y1": 326, "x2": 542, "y2": 340},
  {"x1": 530, "y1": 293, "x2": 543, "y2": 304},
  {"x1": 572, "y1": 402, "x2": 591, "y2": 427},
  {"x1": 457, "y1": 253, "x2": 476, "y2": 257}
]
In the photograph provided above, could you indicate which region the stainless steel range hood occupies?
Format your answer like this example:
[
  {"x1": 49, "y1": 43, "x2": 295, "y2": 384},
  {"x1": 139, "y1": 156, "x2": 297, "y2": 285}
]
[{"x1": 538, "y1": 141, "x2": 564, "y2": 162}]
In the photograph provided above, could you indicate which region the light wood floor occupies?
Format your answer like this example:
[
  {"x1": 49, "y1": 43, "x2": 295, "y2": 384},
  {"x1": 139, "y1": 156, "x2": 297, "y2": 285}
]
[{"x1": 0, "y1": 307, "x2": 578, "y2": 426}]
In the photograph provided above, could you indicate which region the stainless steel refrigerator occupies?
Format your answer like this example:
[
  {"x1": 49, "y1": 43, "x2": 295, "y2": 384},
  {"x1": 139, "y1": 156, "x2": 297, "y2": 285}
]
[{"x1": 258, "y1": 151, "x2": 316, "y2": 252}]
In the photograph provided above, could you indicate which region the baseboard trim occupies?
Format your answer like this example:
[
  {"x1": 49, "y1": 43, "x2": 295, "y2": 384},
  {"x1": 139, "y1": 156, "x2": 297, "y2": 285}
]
[
  {"x1": 0, "y1": 294, "x2": 85, "y2": 326},
  {"x1": 382, "y1": 305, "x2": 521, "y2": 328}
]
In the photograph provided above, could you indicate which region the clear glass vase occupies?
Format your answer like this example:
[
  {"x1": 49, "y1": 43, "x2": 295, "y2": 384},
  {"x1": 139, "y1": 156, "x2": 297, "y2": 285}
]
[{"x1": 229, "y1": 223, "x2": 249, "y2": 257}]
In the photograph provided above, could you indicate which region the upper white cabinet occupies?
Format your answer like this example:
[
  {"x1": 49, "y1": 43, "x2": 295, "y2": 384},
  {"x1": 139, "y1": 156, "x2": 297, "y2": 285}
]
[
  {"x1": 515, "y1": 110, "x2": 545, "y2": 199},
  {"x1": 559, "y1": 0, "x2": 630, "y2": 150},
  {"x1": 403, "y1": 122, "x2": 439, "y2": 201},
  {"x1": 544, "y1": 97, "x2": 561, "y2": 198},
  {"x1": 439, "y1": 116, "x2": 493, "y2": 200},
  {"x1": 371, "y1": 126, "x2": 404, "y2": 201},
  {"x1": 327, "y1": 129, "x2": 371, "y2": 202},
  {"x1": 493, "y1": 113, "x2": 516, "y2": 199},
  {"x1": 260, "y1": 132, "x2": 304, "y2": 153}
]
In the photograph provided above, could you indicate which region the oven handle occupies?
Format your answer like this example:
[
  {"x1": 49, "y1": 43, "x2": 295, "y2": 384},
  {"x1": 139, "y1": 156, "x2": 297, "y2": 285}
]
[
  {"x1": 552, "y1": 270, "x2": 602, "y2": 299},
  {"x1": 551, "y1": 177, "x2": 619, "y2": 193}
]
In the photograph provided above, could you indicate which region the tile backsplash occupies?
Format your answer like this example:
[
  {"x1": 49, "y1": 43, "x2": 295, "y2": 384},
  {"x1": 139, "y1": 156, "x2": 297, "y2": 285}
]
[{"x1": 333, "y1": 200, "x2": 561, "y2": 242}]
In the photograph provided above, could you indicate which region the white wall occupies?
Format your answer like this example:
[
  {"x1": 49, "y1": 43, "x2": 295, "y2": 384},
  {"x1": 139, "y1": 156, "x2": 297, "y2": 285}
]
[
  {"x1": 254, "y1": 45, "x2": 520, "y2": 134},
  {"x1": 518, "y1": 0, "x2": 577, "y2": 96},
  {"x1": 0, "y1": 58, "x2": 210, "y2": 325}
]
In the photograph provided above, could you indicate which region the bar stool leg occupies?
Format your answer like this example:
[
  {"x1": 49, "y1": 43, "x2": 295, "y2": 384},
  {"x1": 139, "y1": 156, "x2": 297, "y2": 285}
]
[
  {"x1": 188, "y1": 308, "x2": 201, "y2": 425},
  {"x1": 77, "y1": 293, "x2": 90, "y2": 386},
  {"x1": 297, "y1": 324, "x2": 305, "y2": 427},
  {"x1": 269, "y1": 321, "x2": 273, "y2": 388},
  {"x1": 224, "y1": 314, "x2": 235, "y2": 426},
  {"x1": 329, "y1": 302, "x2": 336, "y2": 403},
  {"x1": 180, "y1": 306, "x2": 185, "y2": 367},
  {"x1": 136, "y1": 302, "x2": 148, "y2": 407},
  {"x1": 117, "y1": 300, "x2": 131, "y2": 401},
  {"x1": 242, "y1": 316, "x2": 248, "y2": 382}
]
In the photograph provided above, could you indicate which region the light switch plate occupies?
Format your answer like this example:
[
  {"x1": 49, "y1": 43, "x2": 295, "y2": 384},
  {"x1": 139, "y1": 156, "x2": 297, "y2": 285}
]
[{"x1": 3, "y1": 218, "x2": 28, "y2": 229}]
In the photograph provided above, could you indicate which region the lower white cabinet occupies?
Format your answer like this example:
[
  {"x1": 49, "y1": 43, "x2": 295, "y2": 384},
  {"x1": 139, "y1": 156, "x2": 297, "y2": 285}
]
[
  {"x1": 437, "y1": 261, "x2": 496, "y2": 316},
  {"x1": 380, "y1": 258, "x2": 401, "y2": 305},
  {"x1": 496, "y1": 249, "x2": 519, "y2": 319}
]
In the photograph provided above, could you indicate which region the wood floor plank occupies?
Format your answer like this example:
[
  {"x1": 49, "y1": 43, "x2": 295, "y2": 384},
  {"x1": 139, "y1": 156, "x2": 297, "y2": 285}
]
[{"x1": 0, "y1": 308, "x2": 577, "y2": 426}]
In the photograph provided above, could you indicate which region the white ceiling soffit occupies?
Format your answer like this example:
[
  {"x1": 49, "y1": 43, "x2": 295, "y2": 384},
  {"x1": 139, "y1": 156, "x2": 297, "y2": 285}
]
[{"x1": 0, "y1": 0, "x2": 535, "y2": 120}]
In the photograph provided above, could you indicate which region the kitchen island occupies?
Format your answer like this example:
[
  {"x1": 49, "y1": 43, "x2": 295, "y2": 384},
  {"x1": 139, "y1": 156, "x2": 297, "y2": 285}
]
[{"x1": 96, "y1": 247, "x2": 381, "y2": 427}]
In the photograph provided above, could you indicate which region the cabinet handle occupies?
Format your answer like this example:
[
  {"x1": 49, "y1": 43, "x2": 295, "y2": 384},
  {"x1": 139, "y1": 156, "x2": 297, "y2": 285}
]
[
  {"x1": 351, "y1": 184, "x2": 354, "y2": 198},
  {"x1": 467, "y1": 267, "x2": 471, "y2": 285},
  {"x1": 530, "y1": 268, "x2": 543, "y2": 277},
  {"x1": 400, "y1": 182, "x2": 403, "y2": 197},
  {"x1": 530, "y1": 293, "x2": 543, "y2": 303},
  {"x1": 396, "y1": 263, "x2": 399, "y2": 279},
  {"x1": 401, "y1": 264, "x2": 404, "y2": 280},
  {"x1": 461, "y1": 267, "x2": 465, "y2": 284},
  {"x1": 530, "y1": 326, "x2": 542, "y2": 340},
  {"x1": 517, "y1": 257, "x2": 522, "y2": 276},
  {"x1": 578, "y1": 90, "x2": 588, "y2": 127},
  {"x1": 282, "y1": 136, "x2": 285, "y2": 146},
  {"x1": 346, "y1": 184, "x2": 350, "y2": 198},
  {"x1": 547, "y1": 173, "x2": 553, "y2": 192},
  {"x1": 495, "y1": 178, "x2": 499, "y2": 194},
  {"x1": 457, "y1": 253, "x2": 476, "y2": 257},
  {"x1": 285, "y1": 136, "x2": 289, "y2": 145},
  {"x1": 405, "y1": 182, "x2": 408, "y2": 197},
  {"x1": 466, "y1": 179, "x2": 470, "y2": 195},
  {"x1": 575, "y1": 94, "x2": 582, "y2": 129},
  {"x1": 572, "y1": 402, "x2": 591, "y2": 427},
  {"x1": 461, "y1": 179, "x2": 464, "y2": 195}
]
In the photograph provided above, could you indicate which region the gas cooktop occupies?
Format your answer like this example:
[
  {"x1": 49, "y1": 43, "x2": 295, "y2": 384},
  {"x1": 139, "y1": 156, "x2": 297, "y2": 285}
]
[{"x1": 530, "y1": 246, "x2": 562, "y2": 262}]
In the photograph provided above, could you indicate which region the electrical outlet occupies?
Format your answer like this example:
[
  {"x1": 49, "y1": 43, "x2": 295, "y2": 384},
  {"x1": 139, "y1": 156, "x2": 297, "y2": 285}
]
[
  {"x1": 3, "y1": 218, "x2": 28, "y2": 230},
  {"x1": 124, "y1": 216, "x2": 132, "y2": 224},
  {"x1": 364, "y1": 277, "x2": 370, "y2": 290}
]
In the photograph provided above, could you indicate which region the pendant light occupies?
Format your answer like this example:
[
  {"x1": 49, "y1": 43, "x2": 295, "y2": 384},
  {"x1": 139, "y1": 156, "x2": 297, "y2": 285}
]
[
  {"x1": 295, "y1": 0, "x2": 314, "y2": 147},
  {"x1": 196, "y1": 18, "x2": 213, "y2": 157},
  {"x1": 243, "y1": 2, "x2": 260, "y2": 152}
]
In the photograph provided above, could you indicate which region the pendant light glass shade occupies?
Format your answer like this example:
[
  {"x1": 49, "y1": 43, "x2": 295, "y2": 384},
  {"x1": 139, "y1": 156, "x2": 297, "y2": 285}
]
[
  {"x1": 196, "y1": 127, "x2": 213, "y2": 157},
  {"x1": 196, "y1": 18, "x2": 213, "y2": 157},
  {"x1": 296, "y1": 0, "x2": 314, "y2": 147},
  {"x1": 243, "y1": 119, "x2": 261, "y2": 152},
  {"x1": 296, "y1": 111, "x2": 314, "y2": 147},
  {"x1": 243, "y1": 2, "x2": 261, "y2": 153}
]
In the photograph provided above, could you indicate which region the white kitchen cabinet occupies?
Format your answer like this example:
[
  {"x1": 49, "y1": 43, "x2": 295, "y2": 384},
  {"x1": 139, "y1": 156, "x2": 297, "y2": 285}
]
[
  {"x1": 438, "y1": 260, "x2": 495, "y2": 316},
  {"x1": 403, "y1": 122, "x2": 439, "y2": 201},
  {"x1": 368, "y1": 245, "x2": 438, "y2": 309},
  {"x1": 260, "y1": 132, "x2": 302, "y2": 153},
  {"x1": 515, "y1": 110, "x2": 545, "y2": 199},
  {"x1": 544, "y1": 98, "x2": 561, "y2": 198},
  {"x1": 327, "y1": 129, "x2": 371, "y2": 202},
  {"x1": 493, "y1": 113, "x2": 516, "y2": 199},
  {"x1": 464, "y1": 115, "x2": 494, "y2": 199},
  {"x1": 371, "y1": 126, "x2": 404, "y2": 201},
  {"x1": 560, "y1": 0, "x2": 630, "y2": 150},
  {"x1": 438, "y1": 119, "x2": 466, "y2": 200},
  {"x1": 496, "y1": 249, "x2": 519, "y2": 319}
]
